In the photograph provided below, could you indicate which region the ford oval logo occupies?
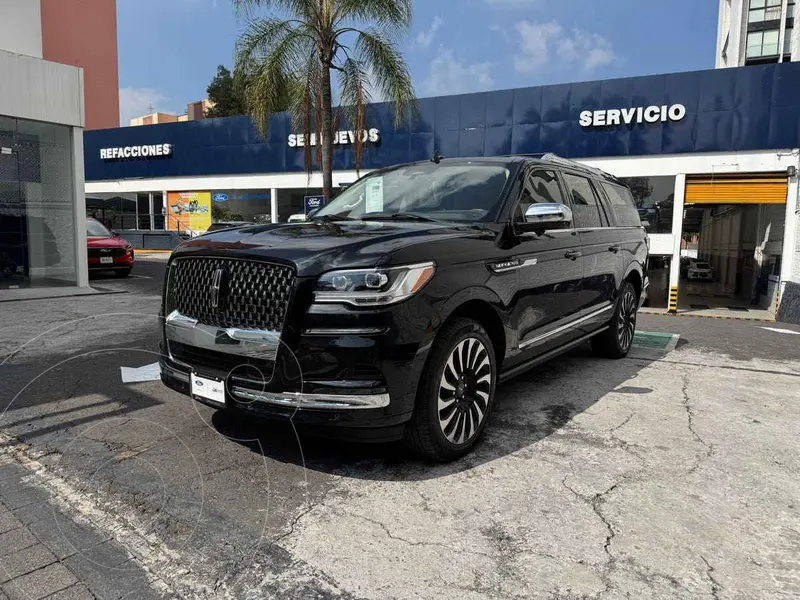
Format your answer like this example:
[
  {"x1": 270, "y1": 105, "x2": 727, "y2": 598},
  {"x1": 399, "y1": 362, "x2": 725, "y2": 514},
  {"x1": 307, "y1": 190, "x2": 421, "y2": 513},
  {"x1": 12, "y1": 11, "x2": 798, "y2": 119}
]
[
  {"x1": 195, "y1": 380, "x2": 204, "y2": 386},
  {"x1": 212, "y1": 193, "x2": 228, "y2": 202}
]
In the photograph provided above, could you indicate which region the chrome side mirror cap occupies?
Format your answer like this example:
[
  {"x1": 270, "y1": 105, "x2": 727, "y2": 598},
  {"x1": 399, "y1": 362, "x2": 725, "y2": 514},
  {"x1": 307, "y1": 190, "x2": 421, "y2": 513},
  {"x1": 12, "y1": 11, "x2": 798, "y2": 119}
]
[{"x1": 522, "y1": 203, "x2": 573, "y2": 229}]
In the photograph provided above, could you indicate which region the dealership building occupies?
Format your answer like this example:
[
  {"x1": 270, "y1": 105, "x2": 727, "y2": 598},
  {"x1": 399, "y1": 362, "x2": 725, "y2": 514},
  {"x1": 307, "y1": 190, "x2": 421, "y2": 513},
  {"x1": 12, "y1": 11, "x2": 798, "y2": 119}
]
[{"x1": 82, "y1": 62, "x2": 800, "y2": 318}]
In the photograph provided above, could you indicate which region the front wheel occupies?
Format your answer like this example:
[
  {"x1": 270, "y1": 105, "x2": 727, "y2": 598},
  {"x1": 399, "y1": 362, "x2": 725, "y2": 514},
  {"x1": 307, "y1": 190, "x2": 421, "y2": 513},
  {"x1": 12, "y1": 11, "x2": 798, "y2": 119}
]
[
  {"x1": 591, "y1": 281, "x2": 638, "y2": 359},
  {"x1": 405, "y1": 318, "x2": 497, "y2": 462}
]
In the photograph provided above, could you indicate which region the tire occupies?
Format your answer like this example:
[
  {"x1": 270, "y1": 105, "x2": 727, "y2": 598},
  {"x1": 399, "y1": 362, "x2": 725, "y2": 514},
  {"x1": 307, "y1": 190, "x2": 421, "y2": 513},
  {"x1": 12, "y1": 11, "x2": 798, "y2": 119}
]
[
  {"x1": 115, "y1": 268, "x2": 131, "y2": 278},
  {"x1": 405, "y1": 318, "x2": 497, "y2": 462},
  {"x1": 591, "y1": 281, "x2": 638, "y2": 359}
]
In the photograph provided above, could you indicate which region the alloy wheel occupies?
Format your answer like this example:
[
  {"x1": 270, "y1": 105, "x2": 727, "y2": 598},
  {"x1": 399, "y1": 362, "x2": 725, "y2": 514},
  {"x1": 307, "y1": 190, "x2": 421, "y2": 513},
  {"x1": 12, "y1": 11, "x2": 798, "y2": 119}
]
[
  {"x1": 617, "y1": 289, "x2": 637, "y2": 351},
  {"x1": 438, "y1": 337, "x2": 492, "y2": 444}
]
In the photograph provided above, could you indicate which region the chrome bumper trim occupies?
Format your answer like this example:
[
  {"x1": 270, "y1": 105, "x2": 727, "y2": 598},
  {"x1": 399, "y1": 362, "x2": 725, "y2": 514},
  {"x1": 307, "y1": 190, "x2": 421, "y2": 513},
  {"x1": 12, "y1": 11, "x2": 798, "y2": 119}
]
[
  {"x1": 165, "y1": 309, "x2": 280, "y2": 361},
  {"x1": 230, "y1": 386, "x2": 390, "y2": 409},
  {"x1": 302, "y1": 327, "x2": 388, "y2": 336}
]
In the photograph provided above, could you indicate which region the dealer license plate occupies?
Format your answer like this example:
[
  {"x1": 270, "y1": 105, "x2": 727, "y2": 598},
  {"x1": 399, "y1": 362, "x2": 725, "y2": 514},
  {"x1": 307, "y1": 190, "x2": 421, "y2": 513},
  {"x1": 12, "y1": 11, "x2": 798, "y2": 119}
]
[
  {"x1": 191, "y1": 373, "x2": 225, "y2": 405},
  {"x1": 100, "y1": 256, "x2": 113, "y2": 264}
]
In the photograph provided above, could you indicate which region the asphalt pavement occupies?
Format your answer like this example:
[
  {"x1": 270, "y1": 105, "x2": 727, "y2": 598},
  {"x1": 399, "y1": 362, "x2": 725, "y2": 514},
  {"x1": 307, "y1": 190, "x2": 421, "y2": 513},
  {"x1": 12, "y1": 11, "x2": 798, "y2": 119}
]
[{"x1": 0, "y1": 260, "x2": 799, "y2": 599}]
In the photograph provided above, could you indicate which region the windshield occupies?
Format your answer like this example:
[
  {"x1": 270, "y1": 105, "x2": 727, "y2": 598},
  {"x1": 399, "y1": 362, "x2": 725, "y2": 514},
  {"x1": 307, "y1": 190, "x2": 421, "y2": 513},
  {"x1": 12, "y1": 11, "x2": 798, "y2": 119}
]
[
  {"x1": 315, "y1": 163, "x2": 510, "y2": 223},
  {"x1": 86, "y1": 219, "x2": 112, "y2": 237}
]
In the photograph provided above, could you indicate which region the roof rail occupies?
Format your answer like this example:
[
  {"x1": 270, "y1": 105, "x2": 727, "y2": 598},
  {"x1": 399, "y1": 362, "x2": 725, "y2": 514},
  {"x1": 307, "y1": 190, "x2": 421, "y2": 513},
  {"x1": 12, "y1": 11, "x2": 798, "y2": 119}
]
[{"x1": 538, "y1": 153, "x2": 616, "y2": 181}]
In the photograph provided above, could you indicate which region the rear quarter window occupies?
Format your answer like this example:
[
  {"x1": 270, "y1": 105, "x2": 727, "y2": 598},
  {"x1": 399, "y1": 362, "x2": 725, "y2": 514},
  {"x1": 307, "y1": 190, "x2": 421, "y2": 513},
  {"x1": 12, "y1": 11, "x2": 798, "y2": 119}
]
[{"x1": 600, "y1": 182, "x2": 643, "y2": 228}]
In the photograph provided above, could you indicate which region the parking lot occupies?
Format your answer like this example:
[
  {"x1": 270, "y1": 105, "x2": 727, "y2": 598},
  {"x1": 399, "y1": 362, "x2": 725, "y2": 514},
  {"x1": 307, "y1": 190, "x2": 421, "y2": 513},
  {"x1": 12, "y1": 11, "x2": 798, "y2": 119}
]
[{"x1": 1, "y1": 259, "x2": 800, "y2": 599}]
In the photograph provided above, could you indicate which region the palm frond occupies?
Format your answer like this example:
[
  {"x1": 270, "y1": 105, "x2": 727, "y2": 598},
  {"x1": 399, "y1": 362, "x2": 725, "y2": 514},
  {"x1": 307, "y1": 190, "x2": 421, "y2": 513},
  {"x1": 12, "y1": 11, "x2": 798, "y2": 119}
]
[
  {"x1": 333, "y1": 0, "x2": 412, "y2": 31},
  {"x1": 232, "y1": 0, "x2": 318, "y2": 23},
  {"x1": 236, "y1": 18, "x2": 316, "y2": 137},
  {"x1": 337, "y1": 57, "x2": 370, "y2": 173},
  {"x1": 353, "y1": 28, "x2": 417, "y2": 128}
]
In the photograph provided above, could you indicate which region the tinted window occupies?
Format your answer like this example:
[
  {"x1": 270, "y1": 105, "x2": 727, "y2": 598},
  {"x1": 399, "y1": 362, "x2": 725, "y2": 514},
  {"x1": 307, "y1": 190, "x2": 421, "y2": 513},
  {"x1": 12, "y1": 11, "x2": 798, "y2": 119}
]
[
  {"x1": 600, "y1": 182, "x2": 642, "y2": 227},
  {"x1": 515, "y1": 169, "x2": 565, "y2": 221},
  {"x1": 562, "y1": 173, "x2": 605, "y2": 228},
  {"x1": 617, "y1": 176, "x2": 675, "y2": 233}
]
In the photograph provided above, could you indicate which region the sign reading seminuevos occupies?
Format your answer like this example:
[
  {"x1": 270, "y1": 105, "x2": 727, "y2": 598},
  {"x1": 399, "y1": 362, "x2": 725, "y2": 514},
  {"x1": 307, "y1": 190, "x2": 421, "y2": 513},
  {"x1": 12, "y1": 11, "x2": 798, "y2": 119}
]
[
  {"x1": 288, "y1": 128, "x2": 380, "y2": 148},
  {"x1": 100, "y1": 143, "x2": 173, "y2": 160},
  {"x1": 579, "y1": 104, "x2": 686, "y2": 127}
]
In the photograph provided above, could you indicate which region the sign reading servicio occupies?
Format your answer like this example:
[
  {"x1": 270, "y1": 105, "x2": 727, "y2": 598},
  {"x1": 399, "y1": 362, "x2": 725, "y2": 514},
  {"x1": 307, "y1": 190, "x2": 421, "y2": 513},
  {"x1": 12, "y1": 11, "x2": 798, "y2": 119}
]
[{"x1": 579, "y1": 104, "x2": 686, "y2": 127}]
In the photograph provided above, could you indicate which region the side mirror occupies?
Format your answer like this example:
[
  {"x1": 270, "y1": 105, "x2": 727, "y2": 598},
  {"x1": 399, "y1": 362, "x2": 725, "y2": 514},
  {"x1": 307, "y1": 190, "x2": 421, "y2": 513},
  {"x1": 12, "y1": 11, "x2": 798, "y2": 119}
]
[{"x1": 519, "y1": 203, "x2": 573, "y2": 232}]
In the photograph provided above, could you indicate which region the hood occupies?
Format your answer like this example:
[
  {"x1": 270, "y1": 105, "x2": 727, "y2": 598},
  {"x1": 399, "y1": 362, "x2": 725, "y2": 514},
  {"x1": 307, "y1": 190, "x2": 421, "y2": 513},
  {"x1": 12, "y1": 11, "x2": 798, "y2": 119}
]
[
  {"x1": 87, "y1": 235, "x2": 129, "y2": 248},
  {"x1": 171, "y1": 220, "x2": 482, "y2": 276}
]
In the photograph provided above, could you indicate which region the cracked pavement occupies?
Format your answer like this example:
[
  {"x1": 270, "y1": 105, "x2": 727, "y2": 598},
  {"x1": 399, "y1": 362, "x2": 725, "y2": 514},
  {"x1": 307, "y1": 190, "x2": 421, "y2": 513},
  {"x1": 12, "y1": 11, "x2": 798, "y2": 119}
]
[{"x1": 1, "y1": 260, "x2": 799, "y2": 599}]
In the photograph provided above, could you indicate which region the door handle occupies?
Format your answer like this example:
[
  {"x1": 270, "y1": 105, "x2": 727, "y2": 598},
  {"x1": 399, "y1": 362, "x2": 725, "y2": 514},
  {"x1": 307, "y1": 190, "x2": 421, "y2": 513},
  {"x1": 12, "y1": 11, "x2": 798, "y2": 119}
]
[
  {"x1": 608, "y1": 245, "x2": 621, "y2": 254},
  {"x1": 565, "y1": 250, "x2": 582, "y2": 260}
]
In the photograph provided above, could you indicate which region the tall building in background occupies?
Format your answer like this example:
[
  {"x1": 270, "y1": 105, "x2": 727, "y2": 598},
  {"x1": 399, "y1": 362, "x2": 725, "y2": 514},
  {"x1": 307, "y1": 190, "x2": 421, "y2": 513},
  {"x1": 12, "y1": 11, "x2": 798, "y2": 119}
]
[
  {"x1": 717, "y1": 0, "x2": 800, "y2": 67},
  {"x1": 40, "y1": 0, "x2": 120, "y2": 130},
  {"x1": 0, "y1": 0, "x2": 88, "y2": 292}
]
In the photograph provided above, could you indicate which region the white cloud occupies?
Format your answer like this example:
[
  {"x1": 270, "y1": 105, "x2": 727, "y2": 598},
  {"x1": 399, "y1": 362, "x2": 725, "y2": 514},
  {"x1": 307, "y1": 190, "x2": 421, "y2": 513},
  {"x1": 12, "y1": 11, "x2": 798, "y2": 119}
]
[
  {"x1": 414, "y1": 16, "x2": 444, "y2": 49},
  {"x1": 119, "y1": 87, "x2": 168, "y2": 125},
  {"x1": 514, "y1": 20, "x2": 615, "y2": 75},
  {"x1": 424, "y1": 49, "x2": 495, "y2": 96}
]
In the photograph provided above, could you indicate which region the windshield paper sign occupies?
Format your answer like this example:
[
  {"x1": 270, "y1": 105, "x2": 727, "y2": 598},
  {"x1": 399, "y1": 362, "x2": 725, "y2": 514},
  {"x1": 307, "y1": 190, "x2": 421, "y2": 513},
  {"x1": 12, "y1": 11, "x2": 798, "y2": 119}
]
[{"x1": 365, "y1": 179, "x2": 384, "y2": 213}]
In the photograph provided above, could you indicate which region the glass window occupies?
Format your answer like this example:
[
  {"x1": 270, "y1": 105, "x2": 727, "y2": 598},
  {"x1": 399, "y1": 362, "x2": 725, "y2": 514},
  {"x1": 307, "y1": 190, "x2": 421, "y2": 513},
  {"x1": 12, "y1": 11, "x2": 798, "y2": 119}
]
[
  {"x1": 210, "y1": 189, "x2": 273, "y2": 224},
  {"x1": 785, "y1": 28, "x2": 793, "y2": 54},
  {"x1": 315, "y1": 163, "x2": 510, "y2": 223},
  {"x1": 515, "y1": 170, "x2": 565, "y2": 221},
  {"x1": 617, "y1": 176, "x2": 676, "y2": 234},
  {"x1": 562, "y1": 173, "x2": 604, "y2": 229},
  {"x1": 763, "y1": 29, "x2": 780, "y2": 54},
  {"x1": 86, "y1": 218, "x2": 112, "y2": 237},
  {"x1": 600, "y1": 183, "x2": 642, "y2": 228}
]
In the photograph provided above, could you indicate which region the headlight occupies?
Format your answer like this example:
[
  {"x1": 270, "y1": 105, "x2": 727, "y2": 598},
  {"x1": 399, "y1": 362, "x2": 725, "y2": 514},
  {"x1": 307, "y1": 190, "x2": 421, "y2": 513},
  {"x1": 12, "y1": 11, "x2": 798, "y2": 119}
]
[{"x1": 314, "y1": 262, "x2": 436, "y2": 306}]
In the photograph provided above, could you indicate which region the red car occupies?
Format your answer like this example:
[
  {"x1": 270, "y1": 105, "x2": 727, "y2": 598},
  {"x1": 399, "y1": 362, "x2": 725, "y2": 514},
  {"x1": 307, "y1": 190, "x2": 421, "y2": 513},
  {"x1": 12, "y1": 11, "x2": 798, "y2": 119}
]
[{"x1": 86, "y1": 217, "x2": 134, "y2": 277}]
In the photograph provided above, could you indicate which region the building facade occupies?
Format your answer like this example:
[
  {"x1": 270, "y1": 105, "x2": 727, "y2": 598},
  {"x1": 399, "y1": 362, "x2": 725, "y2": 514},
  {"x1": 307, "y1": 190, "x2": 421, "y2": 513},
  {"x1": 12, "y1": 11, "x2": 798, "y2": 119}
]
[
  {"x1": 40, "y1": 0, "x2": 120, "y2": 130},
  {"x1": 717, "y1": 0, "x2": 800, "y2": 67},
  {"x1": 0, "y1": 0, "x2": 88, "y2": 291},
  {"x1": 84, "y1": 63, "x2": 800, "y2": 319},
  {"x1": 129, "y1": 100, "x2": 215, "y2": 127}
]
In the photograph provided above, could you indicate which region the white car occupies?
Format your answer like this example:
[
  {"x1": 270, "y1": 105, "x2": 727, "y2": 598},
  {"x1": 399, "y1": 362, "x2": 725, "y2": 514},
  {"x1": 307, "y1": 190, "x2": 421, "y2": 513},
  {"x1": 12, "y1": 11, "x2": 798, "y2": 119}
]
[
  {"x1": 687, "y1": 260, "x2": 714, "y2": 281},
  {"x1": 287, "y1": 213, "x2": 309, "y2": 223}
]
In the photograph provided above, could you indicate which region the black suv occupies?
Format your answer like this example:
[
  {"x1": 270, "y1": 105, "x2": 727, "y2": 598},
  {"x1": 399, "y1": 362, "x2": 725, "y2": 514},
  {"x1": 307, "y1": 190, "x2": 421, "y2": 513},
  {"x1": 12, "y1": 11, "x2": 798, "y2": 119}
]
[{"x1": 160, "y1": 154, "x2": 648, "y2": 461}]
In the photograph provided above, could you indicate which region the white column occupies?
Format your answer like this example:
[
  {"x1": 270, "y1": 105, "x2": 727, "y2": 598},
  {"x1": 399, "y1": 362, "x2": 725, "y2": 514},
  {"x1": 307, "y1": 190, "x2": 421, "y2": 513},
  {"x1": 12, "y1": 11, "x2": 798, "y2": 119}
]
[
  {"x1": 72, "y1": 126, "x2": 89, "y2": 288},
  {"x1": 668, "y1": 174, "x2": 687, "y2": 311},
  {"x1": 779, "y1": 0, "x2": 790, "y2": 62},
  {"x1": 780, "y1": 159, "x2": 799, "y2": 286},
  {"x1": 148, "y1": 193, "x2": 154, "y2": 230},
  {"x1": 271, "y1": 188, "x2": 278, "y2": 223}
]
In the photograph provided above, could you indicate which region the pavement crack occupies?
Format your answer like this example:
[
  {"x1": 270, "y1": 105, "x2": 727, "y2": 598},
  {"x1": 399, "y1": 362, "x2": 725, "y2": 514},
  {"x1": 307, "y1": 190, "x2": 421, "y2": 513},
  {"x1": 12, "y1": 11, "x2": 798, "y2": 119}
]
[
  {"x1": 701, "y1": 555, "x2": 723, "y2": 599},
  {"x1": 681, "y1": 375, "x2": 714, "y2": 474},
  {"x1": 354, "y1": 513, "x2": 493, "y2": 558}
]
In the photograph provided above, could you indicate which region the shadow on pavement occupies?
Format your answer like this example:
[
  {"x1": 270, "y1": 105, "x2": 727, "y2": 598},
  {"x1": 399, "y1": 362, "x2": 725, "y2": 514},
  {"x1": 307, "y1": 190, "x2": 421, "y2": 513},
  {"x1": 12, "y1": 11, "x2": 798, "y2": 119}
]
[{"x1": 211, "y1": 344, "x2": 658, "y2": 481}]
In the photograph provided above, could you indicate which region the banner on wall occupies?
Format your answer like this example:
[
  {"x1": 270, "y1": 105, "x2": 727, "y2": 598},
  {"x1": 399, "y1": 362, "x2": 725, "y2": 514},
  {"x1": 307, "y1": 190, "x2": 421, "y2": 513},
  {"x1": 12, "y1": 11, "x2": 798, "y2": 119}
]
[{"x1": 167, "y1": 191, "x2": 212, "y2": 231}]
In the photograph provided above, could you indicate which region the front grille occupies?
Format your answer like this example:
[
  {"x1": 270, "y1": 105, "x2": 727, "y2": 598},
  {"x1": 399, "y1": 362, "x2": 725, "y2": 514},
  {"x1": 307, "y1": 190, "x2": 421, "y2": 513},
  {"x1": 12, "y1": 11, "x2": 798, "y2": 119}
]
[
  {"x1": 88, "y1": 247, "x2": 126, "y2": 258},
  {"x1": 168, "y1": 257, "x2": 294, "y2": 331}
]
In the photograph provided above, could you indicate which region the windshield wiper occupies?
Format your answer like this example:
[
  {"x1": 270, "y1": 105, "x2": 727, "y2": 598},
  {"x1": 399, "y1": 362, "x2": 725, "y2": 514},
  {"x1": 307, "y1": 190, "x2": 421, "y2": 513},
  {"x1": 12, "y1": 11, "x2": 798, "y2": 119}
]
[
  {"x1": 361, "y1": 213, "x2": 441, "y2": 223},
  {"x1": 311, "y1": 214, "x2": 357, "y2": 222}
]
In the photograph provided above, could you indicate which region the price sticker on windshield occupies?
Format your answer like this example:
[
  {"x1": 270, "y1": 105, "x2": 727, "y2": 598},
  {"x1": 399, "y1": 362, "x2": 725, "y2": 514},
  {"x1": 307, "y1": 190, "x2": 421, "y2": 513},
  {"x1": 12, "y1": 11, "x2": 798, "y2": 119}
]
[{"x1": 365, "y1": 178, "x2": 384, "y2": 213}]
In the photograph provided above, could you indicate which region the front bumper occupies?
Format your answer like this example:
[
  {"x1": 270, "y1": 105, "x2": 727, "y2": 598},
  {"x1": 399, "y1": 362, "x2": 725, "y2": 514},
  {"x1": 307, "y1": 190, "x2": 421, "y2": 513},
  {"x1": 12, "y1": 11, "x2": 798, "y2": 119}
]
[{"x1": 159, "y1": 287, "x2": 437, "y2": 439}]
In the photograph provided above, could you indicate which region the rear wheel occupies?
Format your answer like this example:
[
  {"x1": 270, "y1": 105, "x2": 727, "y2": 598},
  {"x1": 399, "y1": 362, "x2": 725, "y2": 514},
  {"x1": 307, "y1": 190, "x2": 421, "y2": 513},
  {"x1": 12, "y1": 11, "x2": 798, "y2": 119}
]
[
  {"x1": 591, "y1": 280, "x2": 638, "y2": 359},
  {"x1": 405, "y1": 318, "x2": 497, "y2": 462}
]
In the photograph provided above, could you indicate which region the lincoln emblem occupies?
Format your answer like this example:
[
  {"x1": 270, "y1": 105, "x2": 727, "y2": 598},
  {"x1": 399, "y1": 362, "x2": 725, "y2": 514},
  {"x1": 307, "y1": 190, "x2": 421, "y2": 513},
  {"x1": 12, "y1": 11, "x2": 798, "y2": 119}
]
[{"x1": 210, "y1": 267, "x2": 227, "y2": 309}]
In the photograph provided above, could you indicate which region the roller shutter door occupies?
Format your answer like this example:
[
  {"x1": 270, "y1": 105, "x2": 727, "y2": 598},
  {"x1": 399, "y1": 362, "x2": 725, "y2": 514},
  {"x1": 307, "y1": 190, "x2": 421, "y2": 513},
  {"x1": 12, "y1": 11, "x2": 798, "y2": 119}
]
[{"x1": 685, "y1": 173, "x2": 788, "y2": 205}]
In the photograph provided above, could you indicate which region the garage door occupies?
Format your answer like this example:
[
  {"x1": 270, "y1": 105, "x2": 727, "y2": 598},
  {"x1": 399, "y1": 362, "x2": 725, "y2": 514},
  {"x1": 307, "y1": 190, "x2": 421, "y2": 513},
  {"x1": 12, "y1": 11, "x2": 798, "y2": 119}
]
[{"x1": 685, "y1": 173, "x2": 788, "y2": 205}]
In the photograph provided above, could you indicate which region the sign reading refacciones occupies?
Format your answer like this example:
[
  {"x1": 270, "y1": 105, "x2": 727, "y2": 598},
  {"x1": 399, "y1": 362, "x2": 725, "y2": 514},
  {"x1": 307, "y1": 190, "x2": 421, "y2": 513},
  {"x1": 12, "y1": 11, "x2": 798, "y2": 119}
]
[{"x1": 101, "y1": 143, "x2": 173, "y2": 160}]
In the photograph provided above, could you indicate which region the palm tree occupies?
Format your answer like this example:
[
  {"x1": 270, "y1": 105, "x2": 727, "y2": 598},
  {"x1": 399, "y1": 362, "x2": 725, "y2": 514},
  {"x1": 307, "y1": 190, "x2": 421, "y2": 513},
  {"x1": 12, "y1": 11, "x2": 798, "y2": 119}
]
[{"x1": 233, "y1": 0, "x2": 417, "y2": 199}]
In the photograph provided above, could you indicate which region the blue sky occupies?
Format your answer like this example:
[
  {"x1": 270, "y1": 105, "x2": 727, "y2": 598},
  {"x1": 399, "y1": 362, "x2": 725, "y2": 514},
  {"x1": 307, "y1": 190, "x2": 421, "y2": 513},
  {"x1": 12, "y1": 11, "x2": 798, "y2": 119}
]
[{"x1": 118, "y1": 0, "x2": 719, "y2": 124}]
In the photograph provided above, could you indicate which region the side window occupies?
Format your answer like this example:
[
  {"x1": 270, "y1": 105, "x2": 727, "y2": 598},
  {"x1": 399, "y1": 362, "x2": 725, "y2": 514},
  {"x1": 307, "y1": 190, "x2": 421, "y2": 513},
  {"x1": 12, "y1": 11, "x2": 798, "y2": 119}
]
[
  {"x1": 600, "y1": 182, "x2": 643, "y2": 227},
  {"x1": 514, "y1": 169, "x2": 565, "y2": 221},
  {"x1": 562, "y1": 173, "x2": 606, "y2": 229}
]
